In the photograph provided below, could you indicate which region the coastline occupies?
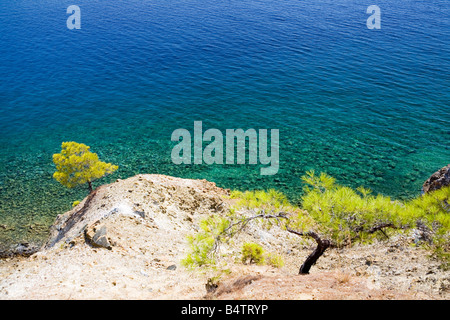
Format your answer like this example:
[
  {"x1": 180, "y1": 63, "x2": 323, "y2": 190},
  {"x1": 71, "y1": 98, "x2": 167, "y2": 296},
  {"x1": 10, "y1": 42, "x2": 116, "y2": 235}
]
[
  {"x1": 0, "y1": 167, "x2": 435, "y2": 255},
  {"x1": 1, "y1": 170, "x2": 449, "y2": 299},
  {"x1": 1, "y1": 164, "x2": 449, "y2": 258}
]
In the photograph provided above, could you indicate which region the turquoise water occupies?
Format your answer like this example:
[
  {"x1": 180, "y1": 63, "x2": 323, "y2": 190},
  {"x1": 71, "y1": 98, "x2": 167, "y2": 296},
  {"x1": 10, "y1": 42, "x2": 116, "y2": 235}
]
[{"x1": 0, "y1": 0, "x2": 449, "y2": 248}]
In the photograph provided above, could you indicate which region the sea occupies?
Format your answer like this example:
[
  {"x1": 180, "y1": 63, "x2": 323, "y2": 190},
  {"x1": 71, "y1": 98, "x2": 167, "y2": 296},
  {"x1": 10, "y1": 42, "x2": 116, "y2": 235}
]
[{"x1": 0, "y1": 0, "x2": 449, "y2": 248}]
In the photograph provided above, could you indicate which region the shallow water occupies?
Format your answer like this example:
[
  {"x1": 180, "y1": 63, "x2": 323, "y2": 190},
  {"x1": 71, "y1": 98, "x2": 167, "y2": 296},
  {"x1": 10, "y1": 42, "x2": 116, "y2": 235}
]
[{"x1": 0, "y1": 0, "x2": 449, "y2": 247}]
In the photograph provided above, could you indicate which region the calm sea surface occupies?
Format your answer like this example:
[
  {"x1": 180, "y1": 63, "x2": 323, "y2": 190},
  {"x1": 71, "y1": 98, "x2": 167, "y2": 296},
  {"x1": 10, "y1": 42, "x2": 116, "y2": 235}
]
[{"x1": 0, "y1": 0, "x2": 449, "y2": 247}]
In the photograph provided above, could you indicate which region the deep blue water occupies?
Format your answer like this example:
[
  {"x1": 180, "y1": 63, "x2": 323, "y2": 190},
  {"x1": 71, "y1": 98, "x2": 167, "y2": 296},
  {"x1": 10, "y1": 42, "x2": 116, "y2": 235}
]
[{"x1": 0, "y1": 0, "x2": 449, "y2": 246}]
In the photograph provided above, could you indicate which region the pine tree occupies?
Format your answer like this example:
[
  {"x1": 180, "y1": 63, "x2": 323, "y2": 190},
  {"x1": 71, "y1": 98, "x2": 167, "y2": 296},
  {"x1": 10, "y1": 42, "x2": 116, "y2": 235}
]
[{"x1": 53, "y1": 142, "x2": 118, "y2": 193}]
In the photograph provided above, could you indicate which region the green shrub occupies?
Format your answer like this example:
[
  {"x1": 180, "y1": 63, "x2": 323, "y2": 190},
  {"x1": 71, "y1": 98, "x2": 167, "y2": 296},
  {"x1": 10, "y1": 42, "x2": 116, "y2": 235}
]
[
  {"x1": 405, "y1": 186, "x2": 450, "y2": 268},
  {"x1": 265, "y1": 252, "x2": 285, "y2": 268},
  {"x1": 241, "y1": 242, "x2": 265, "y2": 265},
  {"x1": 72, "y1": 200, "x2": 81, "y2": 207},
  {"x1": 241, "y1": 242, "x2": 285, "y2": 268}
]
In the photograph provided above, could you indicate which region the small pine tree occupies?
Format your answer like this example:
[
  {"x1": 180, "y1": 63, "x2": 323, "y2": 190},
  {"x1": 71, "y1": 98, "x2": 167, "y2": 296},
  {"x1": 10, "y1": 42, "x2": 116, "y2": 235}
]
[{"x1": 53, "y1": 142, "x2": 118, "y2": 193}]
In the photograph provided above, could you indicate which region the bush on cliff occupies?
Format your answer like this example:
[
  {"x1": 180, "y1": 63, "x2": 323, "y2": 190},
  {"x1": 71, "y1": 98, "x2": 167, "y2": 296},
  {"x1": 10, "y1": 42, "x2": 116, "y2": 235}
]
[{"x1": 406, "y1": 186, "x2": 450, "y2": 267}]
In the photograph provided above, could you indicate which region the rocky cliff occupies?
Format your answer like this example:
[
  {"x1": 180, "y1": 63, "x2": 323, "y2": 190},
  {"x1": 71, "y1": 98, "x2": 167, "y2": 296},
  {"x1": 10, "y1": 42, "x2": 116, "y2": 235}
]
[
  {"x1": 422, "y1": 164, "x2": 450, "y2": 194},
  {"x1": 44, "y1": 174, "x2": 228, "y2": 250}
]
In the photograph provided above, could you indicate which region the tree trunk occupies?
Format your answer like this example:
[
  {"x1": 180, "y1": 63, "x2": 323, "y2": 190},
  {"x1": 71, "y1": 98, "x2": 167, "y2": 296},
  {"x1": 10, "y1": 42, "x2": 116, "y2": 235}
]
[
  {"x1": 299, "y1": 235, "x2": 331, "y2": 274},
  {"x1": 286, "y1": 228, "x2": 331, "y2": 274},
  {"x1": 87, "y1": 181, "x2": 93, "y2": 193}
]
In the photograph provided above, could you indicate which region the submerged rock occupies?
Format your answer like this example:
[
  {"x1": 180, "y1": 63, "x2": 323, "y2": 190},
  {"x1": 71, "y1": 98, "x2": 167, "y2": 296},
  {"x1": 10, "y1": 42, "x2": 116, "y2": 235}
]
[
  {"x1": 0, "y1": 242, "x2": 40, "y2": 259},
  {"x1": 422, "y1": 164, "x2": 450, "y2": 194}
]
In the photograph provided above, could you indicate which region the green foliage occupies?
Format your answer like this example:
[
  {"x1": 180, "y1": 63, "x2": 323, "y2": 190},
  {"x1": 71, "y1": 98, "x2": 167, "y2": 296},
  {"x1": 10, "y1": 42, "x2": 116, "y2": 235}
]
[
  {"x1": 240, "y1": 242, "x2": 285, "y2": 268},
  {"x1": 301, "y1": 170, "x2": 336, "y2": 193},
  {"x1": 406, "y1": 186, "x2": 450, "y2": 267},
  {"x1": 72, "y1": 200, "x2": 81, "y2": 207},
  {"x1": 53, "y1": 142, "x2": 118, "y2": 192},
  {"x1": 408, "y1": 186, "x2": 450, "y2": 229},
  {"x1": 241, "y1": 242, "x2": 265, "y2": 265},
  {"x1": 181, "y1": 216, "x2": 230, "y2": 269},
  {"x1": 300, "y1": 171, "x2": 450, "y2": 266},
  {"x1": 300, "y1": 170, "x2": 405, "y2": 246},
  {"x1": 182, "y1": 189, "x2": 292, "y2": 274},
  {"x1": 265, "y1": 252, "x2": 285, "y2": 268},
  {"x1": 230, "y1": 189, "x2": 290, "y2": 212},
  {"x1": 184, "y1": 171, "x2": 450, "y2": 273}
]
